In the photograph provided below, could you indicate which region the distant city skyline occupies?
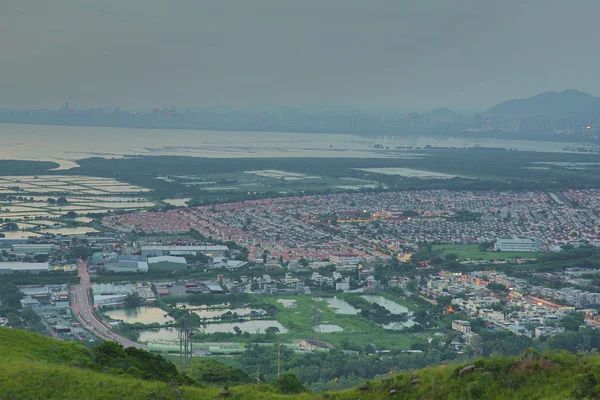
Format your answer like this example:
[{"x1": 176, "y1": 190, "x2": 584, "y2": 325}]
[
  {"x1": 2, "y1": 1, "x2": 600, "y2": 112},
  {"x1": 2, "y1": 89, "x2": 598, "y2": 117}
]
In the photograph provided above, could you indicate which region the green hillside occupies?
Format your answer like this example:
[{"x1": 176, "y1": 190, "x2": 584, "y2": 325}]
[{"x1": 1, "y1": 327, "x2": 599, "y2": 399}]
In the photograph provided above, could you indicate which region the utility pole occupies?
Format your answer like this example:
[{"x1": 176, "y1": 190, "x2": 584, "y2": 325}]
[
  {"x1": 256, "y1": 366, "x2": 261, "y2": 384},
  {"x1": 277, "y1": 337, "x2": 281, "y2": 380}
]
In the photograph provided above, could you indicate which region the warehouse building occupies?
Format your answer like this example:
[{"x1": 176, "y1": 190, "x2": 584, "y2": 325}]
[
  {"x1": 92, "y1": 283, "x2": 134, "y2": 307},
  {"x1": 0, "y1": 262, "x2": 51, "y2": 274},
  {"x1": 147, "y1": 256, "x2": 187, "y2": 271},
  {"x1": 0, "y1": 238, "x2": 28, "y2": 249},
  {"x1": 103, "y1": 254, "x2": 148, "y2": 273},
  {"x1": 12, "y1": 244, "x2": 56, "y2": 255},
  {"x1": 205, "y1": 283, "x2": 224, "y2": 294},
  {"x1": 104, "y1": 260, "x2": 148, "y2": 273}
]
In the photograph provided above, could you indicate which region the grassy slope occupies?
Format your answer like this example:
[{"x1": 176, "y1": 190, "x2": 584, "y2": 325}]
[
  {"x1": 329, "y1": 350, "x2": 594, "y2": 400},
  {"x1": 0, "y1": 327, "x2": 597, "y2": 399}
]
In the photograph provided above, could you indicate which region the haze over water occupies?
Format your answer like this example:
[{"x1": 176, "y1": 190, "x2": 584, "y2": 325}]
[{"x1": 0, "y1": 123, "x2": 587, "y2": 166}]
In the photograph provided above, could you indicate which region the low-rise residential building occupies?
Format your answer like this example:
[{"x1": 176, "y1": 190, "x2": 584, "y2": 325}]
[
  {"x1": 330, "y1": 253, "x2": 360, "y2": 265},
  {"x1": 452, "y1": 320, "x2": 472, "y2": 334},
  {"x1": 535, "y1": 326, "x2": 565, "y2": 338},
  {"x1": 336, "y1": 280, "x2": 350, "y2": 292}
]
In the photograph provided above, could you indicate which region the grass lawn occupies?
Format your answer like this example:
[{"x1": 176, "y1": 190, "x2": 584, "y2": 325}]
[{"x1": 432, "y1": 243, "x2": 539, "y2": 261}]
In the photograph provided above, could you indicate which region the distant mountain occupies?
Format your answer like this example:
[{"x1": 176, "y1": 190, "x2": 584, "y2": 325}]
[{"x1": 487, "y1": 89, "x2": 600, "y2": 117}]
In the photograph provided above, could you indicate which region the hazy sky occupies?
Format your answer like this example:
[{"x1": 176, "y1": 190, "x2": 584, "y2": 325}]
[{"x1": 2, "y1": 0, "x2": 599, "y2": 112}]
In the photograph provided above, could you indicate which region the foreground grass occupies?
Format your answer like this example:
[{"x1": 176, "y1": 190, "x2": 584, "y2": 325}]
[{"x1": 2, "y1": 327, "x2": 599, "y2": 399}]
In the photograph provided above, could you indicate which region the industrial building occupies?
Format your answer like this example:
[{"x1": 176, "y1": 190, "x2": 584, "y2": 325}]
[
  {"x1": 104, "y1": 260, "x2": 148, "y2": 273},
  {"x1": 147, "y1": 256, "x2": 187, "y2": 271},
  {"x1": 205, "y1": 283, "x2": 224, "y2": 294},
  {"x1": 90, "y1": 252, "x2": 115, "y2": 265},
  {"x1": 211, "y1": 257, "x2": 249, "y2": 270},
  {"x1": 141, "y1": 245, "x2": 228, "y2": 257},
  {"x1": 98, "y1": 254, "x2": 149, "y2": 273},
  {"x1": 92, "y1": 283, "x2": 134, "y2": 306},
  {"x1": 494, "y1": 236, "x2": 541, "y2": 252},
  {"x1": 0, "y1": 238, "x2": 28, "y2": 249},
  {"x1": 0, "y1": 262, "x2": 51, "y2": 274},
  {"x1": 12, "y1": 244, "x2": 56, "y2": 255}
]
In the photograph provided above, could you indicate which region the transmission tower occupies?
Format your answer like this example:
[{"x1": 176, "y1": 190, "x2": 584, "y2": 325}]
[{"x1": 178, "y1": 310, "x2": 194, "y2": 374}]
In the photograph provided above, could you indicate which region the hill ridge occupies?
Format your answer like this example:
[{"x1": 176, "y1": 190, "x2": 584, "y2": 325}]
[{"x1": 486, "y1": 89, "x2": 600, "y2": 117}]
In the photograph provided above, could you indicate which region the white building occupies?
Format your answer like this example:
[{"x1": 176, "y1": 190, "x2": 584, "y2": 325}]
[
  {"x1": 282, "y1": 273, "x2": 298, "y2": 285},
  {"x1": 141, "y1": 245, "x2": 228, "y2": 257},
  {"x1": 451, "y1": 320, "x2": 472, "y2": 334},
  {"x1": 494, "y1": 236, "x2": 540, "y2": 252},
  {"x1": 93, "y1": 283, "x2": 134, "y2": 307},
  {"x1": 329, "y1": 253, "x2": 360, "y2": 265}
]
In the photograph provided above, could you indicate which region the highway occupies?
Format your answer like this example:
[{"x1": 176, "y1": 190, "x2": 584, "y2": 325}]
[{"x1": 71, "y1": 259, "x2": 146, "y2": 349}]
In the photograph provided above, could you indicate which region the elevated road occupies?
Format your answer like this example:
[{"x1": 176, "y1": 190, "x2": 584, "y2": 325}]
[{"x1": 71, "y1": 259, "x2": 146, "y2": 349}]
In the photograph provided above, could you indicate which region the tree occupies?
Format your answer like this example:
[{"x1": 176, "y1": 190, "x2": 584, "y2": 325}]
[
  {"x1": 445, "y1": 253, "x2": 459, "y2": 263},
  {"x1": 233, "y1": 326, "x2": 242, "y2": 335},
  {"x1": 561, "y1": 312, "x2": 584, "y2": 332},
  {"x1": 124, "y1": 293, "x2": 141, "y2": 308},
  {"x1": 56, "y1": 197, "x2": 68, "y2": 205},
  {"x1": 2, "y1": 222, "x2": 18, "y2": 231},
  {"x1": 265, "y1": 326, "x2": 280, "y2": 338},
  {"x1": 34, "y1": 254, "x2": 49, "y2": 262},
  {"x1": 430, "y1": 256, "x2": 444, "y2": 266},
  {"x1": 277, "y1": 373, "x2": 306, "y2": 394},
  {"x1": 486, "y1": 282, "x2": 509, "y2": 293},
  {"x1": 364, "y1": 344, "x2": 376, "y2": 354},
  {"x1": 0, "y1": 282, "x2": 23, "y2": 308},
  {"x1": 478, "y1": 242, "x2": 493, "y2": 252},
  {"x1": 65, "y1": 211, "x2": 78, "y2": 218},
  {"x1": 189, "y1": 359, "x2": 248, "y2": 385}
]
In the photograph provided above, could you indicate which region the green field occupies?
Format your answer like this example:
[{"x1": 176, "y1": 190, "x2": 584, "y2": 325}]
[
  {"x1": 152, "y1": 293, "x2": 424, "y2": 352},
  {"x1": 432, "y1": 244, "x2": 539, "y2": 262},
  {"x1": 266, "y1": 295, "x2": 421, "y2": 350}
]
